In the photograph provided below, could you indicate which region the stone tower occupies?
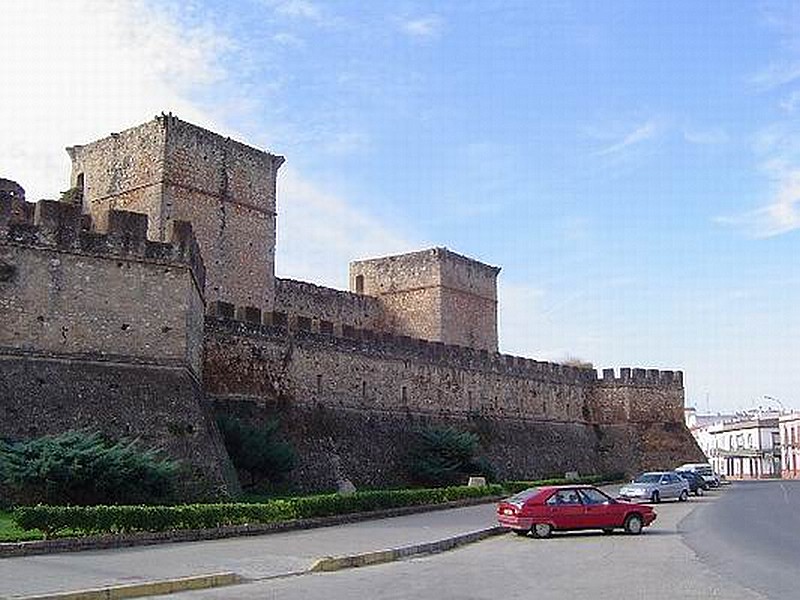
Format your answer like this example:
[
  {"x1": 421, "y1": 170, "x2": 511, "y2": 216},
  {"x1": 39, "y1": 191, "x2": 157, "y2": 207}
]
[
  {"x1": 66, "y1": 114, "x2": 285, "y2": 311},
  {"x1": 349, "y1": 247, "x2": 500, "y2": 351}
]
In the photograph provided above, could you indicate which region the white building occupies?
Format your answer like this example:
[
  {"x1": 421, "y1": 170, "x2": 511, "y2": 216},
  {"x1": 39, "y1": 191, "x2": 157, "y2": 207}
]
[
  {"x1": 688, "y1": 410, "x2": 781, "y2": 479},
  {"x1": 779, "y1": 413, "x2": 800, "y2": 479}
]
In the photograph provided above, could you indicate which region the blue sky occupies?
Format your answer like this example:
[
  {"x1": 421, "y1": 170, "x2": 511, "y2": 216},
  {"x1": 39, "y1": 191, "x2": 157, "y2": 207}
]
[{"x1": 3, "y1": 0, "x2": 800, "y2": 413}]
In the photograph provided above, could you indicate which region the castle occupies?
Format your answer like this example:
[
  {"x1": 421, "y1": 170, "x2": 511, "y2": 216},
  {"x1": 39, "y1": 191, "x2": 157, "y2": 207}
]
[{"x1": 0, "y1": 115, "x2": 704, "y2": 497}]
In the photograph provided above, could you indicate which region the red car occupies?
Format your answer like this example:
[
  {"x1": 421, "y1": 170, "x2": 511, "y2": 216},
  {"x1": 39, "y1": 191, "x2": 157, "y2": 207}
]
[{"x1": 497, "y1": 485, "x2": 656, "y2": 538}]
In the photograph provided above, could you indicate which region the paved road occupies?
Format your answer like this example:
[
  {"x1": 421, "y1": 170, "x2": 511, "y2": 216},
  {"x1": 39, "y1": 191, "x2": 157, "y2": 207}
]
[
  {"x1": 682, "y1": 480, "x2": 800, "y2": 599},
  {"x1": 5, "y1": 483, "x2": 797, "y2": 599},
  {"x1": 0, "y1": 503, "x2": 497, "y2": 598},
  {"x1": 144, "y1": 490, "x2": 765, "y2": 600}
]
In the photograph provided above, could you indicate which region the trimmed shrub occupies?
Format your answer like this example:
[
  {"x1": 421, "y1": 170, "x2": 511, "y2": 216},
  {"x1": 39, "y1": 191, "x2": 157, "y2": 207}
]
[
  {"x1": 0, "y1": 430, "x2": 178, "y2": 506},
  {"x1": 216, "y1": 416, "x2": 295, "y2": 489},
  {"x1": 12, "y1": 484, "x2": 504, "y2": 537},
  {"x1": 407, "y1": 427, "x2": 493, "y2": 486},
  {"x1": 502, "y1": 473, "x2": 625, "y2": 495}
]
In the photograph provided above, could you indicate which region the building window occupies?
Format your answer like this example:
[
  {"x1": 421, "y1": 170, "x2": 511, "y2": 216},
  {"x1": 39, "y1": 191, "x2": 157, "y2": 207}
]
[
  {"x1": 401, "y1": 386, "x2": 408, "y2": 403},
  {"x1": 361, "y1": 380, "x2": 366, "y2": 399},
  {"x1": 316, "y1": 374, "x2": 322, "y2": 393},
  {"x1": 355, "y1": 275, "x2": 364, "y2": 294}
]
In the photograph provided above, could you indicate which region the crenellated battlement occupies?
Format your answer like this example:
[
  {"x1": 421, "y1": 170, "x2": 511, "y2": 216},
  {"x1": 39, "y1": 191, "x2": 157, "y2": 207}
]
[
  {"x1": 205, "y1": 301, "x2": 684, "y2": 389},
  {"x1": 599, "y1": 367, "x2": 683, "y2": 387},
  {"x1": 1, "y1": 198, "x2": 205, "y2": 291}
]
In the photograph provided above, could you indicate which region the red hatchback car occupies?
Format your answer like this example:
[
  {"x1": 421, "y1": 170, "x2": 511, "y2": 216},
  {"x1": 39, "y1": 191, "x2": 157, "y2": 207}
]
[{"x1": 497, "y1": 485, "x2": 656, "y2": 538}]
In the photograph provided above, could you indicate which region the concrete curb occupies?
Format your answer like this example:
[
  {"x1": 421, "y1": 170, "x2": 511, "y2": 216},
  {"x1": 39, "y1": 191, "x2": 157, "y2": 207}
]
[
  {"x1": 309, "y1": 525, "x2": 507, "y2": 572},
  {"x1": 0, "y1": 495, "x2": 504, "y2": 559},
  {"x1": 7, "y1": 527, "x2": 508, "y2": 600},
  {"x1": 8, "y1": 572, "x2": 241, "y2": 600}
]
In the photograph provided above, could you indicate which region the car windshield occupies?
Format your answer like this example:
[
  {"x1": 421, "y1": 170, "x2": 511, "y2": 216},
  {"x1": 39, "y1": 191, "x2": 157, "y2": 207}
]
[
  {"x1": 634, "y1": 474, "x2": 662, "y2": 483},
  {"x1": 507, "y1": 488, "x2": 539, "y2": 505},
  {"x1": 695, "y1": 466, "x2": 713, "y2": 475}
]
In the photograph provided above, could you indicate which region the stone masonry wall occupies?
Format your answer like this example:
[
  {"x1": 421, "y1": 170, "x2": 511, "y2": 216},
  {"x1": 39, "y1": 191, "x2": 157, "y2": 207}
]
[
  {"x1": 204, "y1": 311, "x2": 700, "y2": 490},
  {"x1": 162, "y1": 116, "x2": 284, "y2": 311},
  {"x1": 274, "y1": 278, "x2": 386, "y2": 333},
  {"x1": 349, "y1": 248, "x2": 500, "y2": 351},
  {"x1": 0, "y1": 197, "x2": 237, "y2": 498},
  {"x1": 1, "y1": 199, "x2": 205, "y2": 376},
  {"x1": 67, "y1": 115, "x2": 284, "y2": 312},
  {"x1": 67, "y1": 119, "x2": 165, "y2": 234}
]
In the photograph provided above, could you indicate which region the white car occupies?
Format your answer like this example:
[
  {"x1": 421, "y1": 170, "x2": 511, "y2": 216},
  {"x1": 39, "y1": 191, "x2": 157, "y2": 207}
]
[{"x1": 619, "y1": 471, "x2": 691, "y2": 503}]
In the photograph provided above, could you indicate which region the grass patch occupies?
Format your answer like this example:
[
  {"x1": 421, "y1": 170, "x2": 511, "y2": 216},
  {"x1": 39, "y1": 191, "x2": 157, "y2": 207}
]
[{"x1": 0, "y1": 510, "x2": 43, "y2": 542}]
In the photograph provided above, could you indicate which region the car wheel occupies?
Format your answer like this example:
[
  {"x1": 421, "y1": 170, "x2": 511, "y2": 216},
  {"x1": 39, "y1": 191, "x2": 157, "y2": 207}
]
[
  {"x1": 651, "y1": 490, "x2": 660, "y2": 503},
  {"x1": 679, "y1": 490, "x2": 689, "y2": 502},
  {"x1": 531, "y1": 523, "x2": 553, "y2": 539},
  {"x1": 696, "y1": 487, "x2": 703, "y2": 497},
  {"x1": 512, "y1": 529, "x2": 529, "y2": 537},
  {"x1": 624, "y1": 514, "x2": 644, "y2": 535}
]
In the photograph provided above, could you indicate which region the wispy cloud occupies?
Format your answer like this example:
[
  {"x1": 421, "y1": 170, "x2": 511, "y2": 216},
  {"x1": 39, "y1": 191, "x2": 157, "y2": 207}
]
[
  {"x1": 268, "y1": 0, "x2": 322, "y2": 22},
  {"x1": 594, "y1": 120, "x2": 659, "y2": 156},
  {"x1": 749, "y1": 61, "x2": 800, "y2": 90},
  {"x1": 276, "y1": 168, "x2": 417, "y2": 287},
  {"x1": 0, "y1": 0, "x2": 230, "y2": 201},
  {"x1": 272, "y1": 32, "x2": 305, "y2": 48},
  {"x1": 399, "y1": 14, "x2": 444, "y2": 38},
  {"x1": 779, "y1": 89, "x2": 800, "y2": 112},
  {"x1": 1, "y1": 0, "x2": 413, "y2": 289},
  {"x1": 716, "y1": 166, "x2": 800, "y2": 237},
  {"x1": 683, "y1": 128, "x2": 729, "y2": 145}
]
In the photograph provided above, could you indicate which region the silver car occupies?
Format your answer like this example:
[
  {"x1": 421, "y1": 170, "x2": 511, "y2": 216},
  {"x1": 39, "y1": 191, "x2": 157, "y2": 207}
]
[{"x1": 619, "y1": 471, "x2": 690, "y2": 503}]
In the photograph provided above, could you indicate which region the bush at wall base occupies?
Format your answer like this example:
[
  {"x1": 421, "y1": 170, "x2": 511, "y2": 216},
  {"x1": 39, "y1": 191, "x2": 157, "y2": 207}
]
[
  {"x1": 13, "y1": 484, "x2": 504, "y2": 537},
  {"x1": 407, "y1": 427, "x2": 493, "y2": 486},
  {"x1": 0, "y1": 430, "x2": 179, "y2": 506}
]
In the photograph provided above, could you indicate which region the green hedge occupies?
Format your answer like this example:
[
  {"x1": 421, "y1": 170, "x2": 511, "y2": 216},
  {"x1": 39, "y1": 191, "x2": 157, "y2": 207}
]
[
  {"x1": 13, "y1": 484, "x2": 504, "y2": 537},
  {"x1": 502, "y1": 473, "x2": 625, "y2": 495}
]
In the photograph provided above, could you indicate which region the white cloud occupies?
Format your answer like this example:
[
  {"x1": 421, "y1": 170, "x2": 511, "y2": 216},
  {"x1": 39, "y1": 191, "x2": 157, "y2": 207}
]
[
  {"x1": 594, "y1": 120, "x2": 659, "y2": 156},
  {"x1": 0, "y1": 0, "x2": 414, "y2": 290},
  {"x1": 270, "y1": 0, "x2": 322, "y2": 21},
  {"x1": 716, "y1": 165, "x2": 800, "y2": 237},
  {"x1": 275, "y1": 168, "x2": 417, "y2": 287},
  {"x1": 683, "y1": 128, "x2": 729, "y2": 145},
  {"x1": 0, "y1": 0, "x2": 228, "y2": 201},
  {"x1": 750, "y1": 61, "x2": 800, "y2": 90},
  {"x1": 272, "y1": 32, "x2": 305, "y2": 48},
  {"x1": 779, "y1": 89, "x2": 800, "y2": 112},
  {"x1": 399, "y1": 15, "x2": 444, "y2": 38}
]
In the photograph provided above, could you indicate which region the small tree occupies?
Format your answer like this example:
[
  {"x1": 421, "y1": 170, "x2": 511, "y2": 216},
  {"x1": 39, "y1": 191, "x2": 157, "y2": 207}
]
[
  {"x1": 0, "y1": 430, "x2": 179, "y2": 505},
  {"x1": 216, "y1": 416, "x2": 295, "y2": 490},
  {"x1": 407, "y1": 427, "x2": 493, "y2": 487}
]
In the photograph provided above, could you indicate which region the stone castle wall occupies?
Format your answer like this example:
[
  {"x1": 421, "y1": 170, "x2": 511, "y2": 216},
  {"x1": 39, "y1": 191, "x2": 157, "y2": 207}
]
[
  {"x1": 204, "y1": 307, "x2": 700, "y2": 489},
  {"x1": 68, "y1": 115, "x2": 284, "y2": 312},
  {"x1": 349, "y1": 248, "x2": 500, "y2": 351},
  {"x1": 0, "y1": 197, "x2": 236, "y2": 498},
  {"x1": 274, "y1": 278, "x2": 386, "y2": 334},
  {"x1": 67, "y1": 119, "x2": 165, "y2": 234},
  {"x1": 0, "y1": 115, "x2": 706, "y2": 499}
]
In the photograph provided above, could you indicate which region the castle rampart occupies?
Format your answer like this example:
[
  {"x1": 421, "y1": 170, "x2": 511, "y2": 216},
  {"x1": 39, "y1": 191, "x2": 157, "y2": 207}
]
[
  {"x1": 0, "y1": 197, "x2": 235, "y2": 498},
  {"x1": 67, "y1": 115, "x2": 284, "y2": 312},
  {"x1": 350, "y1": 247, "x2": 500, "y2": 351},
  {"x1": 274, "y1": 278, "x2": 386, "y2": 335},
  {"x1": 0, "y1": 115, "x2": 705, "y2": 498}
]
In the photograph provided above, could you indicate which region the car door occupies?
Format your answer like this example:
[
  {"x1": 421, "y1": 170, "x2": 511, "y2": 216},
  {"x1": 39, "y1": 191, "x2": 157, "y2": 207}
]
[
  {"x1": 578, "y1": 488, "x2": 617, "y2": 528},
  {"x1": 666, "y1": 473, "x2": 682, "y2": 498},
  {"x1": 544, "y1": 489, "x2": 585, "y2": 530},
  {"x1": 658, "y1": 474, "x2": 673, "y2": 499}
]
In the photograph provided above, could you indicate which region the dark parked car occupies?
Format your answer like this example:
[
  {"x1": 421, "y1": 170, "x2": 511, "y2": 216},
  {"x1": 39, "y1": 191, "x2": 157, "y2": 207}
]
[
  {"x1": 677, "y1": 470, "x2": 707, "y2": 496},
  {"x1": 497, "y1": 485, "x2": 657, "y2": 538}
]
